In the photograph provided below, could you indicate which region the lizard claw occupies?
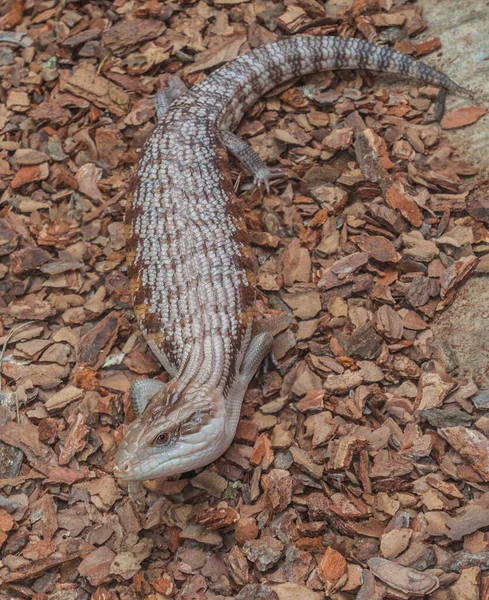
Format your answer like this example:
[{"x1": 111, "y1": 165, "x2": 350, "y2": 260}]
[
  {"x1": 253, "y1": 167, "x2": 286, "y2": 193},
  {"x1": 259, "y1": 351, "x2": 279, "y2": 376}
]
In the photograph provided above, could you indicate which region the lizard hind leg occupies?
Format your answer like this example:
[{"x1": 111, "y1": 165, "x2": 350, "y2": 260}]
[{"x1": 219, "y1": 129, "x2": 284, "y2": 192}]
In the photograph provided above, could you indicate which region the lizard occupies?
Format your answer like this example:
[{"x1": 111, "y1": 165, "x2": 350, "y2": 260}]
[{"x1": 113, "y1": 35, "x2": 470, "y2": 482}]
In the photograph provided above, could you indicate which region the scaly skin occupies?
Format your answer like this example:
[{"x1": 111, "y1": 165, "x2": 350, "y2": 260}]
[{"x1": 113, "y1": 36, "x2": 469, "y2": 481}]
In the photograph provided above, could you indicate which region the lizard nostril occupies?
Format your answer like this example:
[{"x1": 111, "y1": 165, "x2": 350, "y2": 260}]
[{"x1": 123, "y1": 462, "x2": 130, "y2": 472}]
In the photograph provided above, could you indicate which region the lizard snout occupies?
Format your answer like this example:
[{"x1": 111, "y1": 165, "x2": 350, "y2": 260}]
[{"x1": 113, "y1": 443, "x2": 136, "y2": 479}]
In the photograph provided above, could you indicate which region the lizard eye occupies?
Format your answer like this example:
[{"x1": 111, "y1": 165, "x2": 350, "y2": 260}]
[{"x1": 154, "y1": 432, "x2": 171, "y2": 446}]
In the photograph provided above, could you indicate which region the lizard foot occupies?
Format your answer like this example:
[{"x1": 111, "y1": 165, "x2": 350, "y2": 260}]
[
  {"x1": 258, "y1": 351, "x2": 279, "y2": 377},
  {"x1": 253, "y1": 167, "x2": 286, "y2": 193}
]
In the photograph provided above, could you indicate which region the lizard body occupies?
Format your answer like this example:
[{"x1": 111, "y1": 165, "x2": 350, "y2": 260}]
[{"x1": 113, "y1": 36, "x2": 468, "y2": 481}]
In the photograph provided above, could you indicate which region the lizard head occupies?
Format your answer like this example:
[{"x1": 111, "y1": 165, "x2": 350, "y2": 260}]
[{"x1": 113, "y1": 380, "x2": 229, "y2": 481}]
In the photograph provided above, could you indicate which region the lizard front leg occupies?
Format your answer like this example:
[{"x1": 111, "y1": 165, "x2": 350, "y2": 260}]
[
  {"x1": 155, "y1": 76, "x2": 188, "y2": 119},
  {"x1": 239, "y1": 331, "x2": 274, "y2": 386},
  {"x1": 129, "y1": 379, "x2": 165, "y2": 417},
  {"x1": 223, "y1": 330, "x2": 274, "y2": 435}
]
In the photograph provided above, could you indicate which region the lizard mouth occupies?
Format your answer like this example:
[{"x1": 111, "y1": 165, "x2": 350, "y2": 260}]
[
  {"x1": 113, "y1": 440, "x2": 137, "y2": 480},
  {"x1": 113, "y1": 450, "x2": 189, "y2": 481}
]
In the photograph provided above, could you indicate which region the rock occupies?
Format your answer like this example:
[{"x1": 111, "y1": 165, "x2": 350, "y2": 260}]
[
  {"x1": 11, "y1": 149, "x2": 50, "y2": 165},
  {"x1": 152, "y1": 574, "x2": 175, "y2": 596},
  {"x1": 354, "y1": 234, "x2": 398, "y2": 263},
  {"x1": 472, "y1": 389, "x2": 489, "y2": 409},
  {"x1": 380, "y1": 528, "x2": 413, "y2": 559},
  {"x1": 401, "y1": 231, "x2": 439, "y2": 262},
  {"x1": 191, "y1": 470, "x2": 227, "y2": 497},
  {"x1": 78, "y1": 546, "x2": 116, "y2": 586},
  {"x1": 441, "y1": 106, "x2": 487, "y2": 129},
  {"x1": 235, "y1": 419, "x2": 259, "y2": 443},
  {"x1": 418, "y1": 409, "x2": 473, "y2": 428},
  {"x1": 236, "y1": 584, "x2": 279, "y2": 600},
  {"x1": 368, "y1": 557, "x2": 439, "y2": 596},
  {"x1": 271, "y1": 583, "x2": 322, "y2": 600},
  {"x1": 415, "y1": 372, "x2": 456, "y2": 411},
  {"x1": 316, "y1": 217, "x2": 340, "y2": 256},
  {"x1": 242, "y1": 537, "x2": 284, "y2": 571},
  {"x1": 264, "y1": 469, "x2": 292, "y2": 513},
  {"x1": 281, "y1": 238, "x2": 311, "y2": 285},
  {"x1": 291, "y1": 362, "x2": 323, "y2": 396},
  {"x1": 11, "y1": 164, "x2": 49, "y2": 189},
  {"x1": 437, "y1": 224, "x2": 473, "y2": 248},
  {"x1": 318, "y1": 547, "x2": 347, "y2": 590},
  {"x1": 322, "y1": 128, "x2": 353, "y2": 151},
  {"x1": 337, "y1": 324, "x2": 383, "y2": 359},
  {"x1": 375, "y1": 305, "x2": 403, "y2": 340},
  {"x1": 235, "y1": 517, "x2": 259, "y2": 545},
  {"x1": 317, "y1": 251, "x2": 369, "y2": 289},
  {"x1": 324, "y1": 370, "x2": 363, "y2": 394},
  {"x1": 289, "y1": 446, "x2": 324, "y2": 479},
  {"x1": 448, "y1": 567, "x2": 480, "y2": 600},
  {"x1": 273, "y1": 329, "x2": 296, "y2": 360},
  {"x1": 282, "y1": 291, "x2": 321, "y2": 319},
  {"x1": 311, "y1": 184, "x2": 348, "y2": 213},
  {"x1": 358, "y1": 360, "x2": 384, "y2": 383},
  {"x1": 439, "y1": 427, "x2": 489, "y2": 482}
]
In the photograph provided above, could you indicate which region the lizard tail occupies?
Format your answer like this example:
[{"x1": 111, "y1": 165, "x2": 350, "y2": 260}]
[{"x1": 212, "y1": 36, "x2": 471, "y2": 129}]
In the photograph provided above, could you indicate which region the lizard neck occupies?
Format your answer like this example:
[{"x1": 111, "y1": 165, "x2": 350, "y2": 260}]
[
  {"x1": 176, "y1": 338, "x2": 232, "y2": 391},
  {"x1": 176, "y1": 317, "x2": 253, "y2": 393}
]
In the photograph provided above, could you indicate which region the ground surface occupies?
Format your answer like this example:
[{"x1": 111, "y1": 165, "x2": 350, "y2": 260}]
[
  {"x1": 419, "y1": 0, "x2": 489, "y2": 176},
  {"x1": 1, "y1": 1, "x2": 489, "y2": 599},
  {"x1": 417, "y1": 0, "x2": 489, "y2": 390}
]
